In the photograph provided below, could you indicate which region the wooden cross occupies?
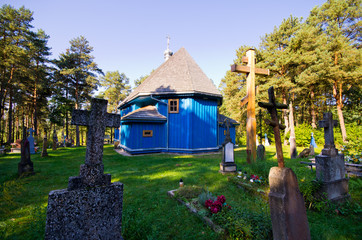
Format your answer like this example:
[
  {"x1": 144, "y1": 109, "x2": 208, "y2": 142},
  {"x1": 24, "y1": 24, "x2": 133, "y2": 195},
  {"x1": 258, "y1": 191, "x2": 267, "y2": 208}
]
[
  {"x1": 231, "y1": 49, "x2": 269, "y2": 163},
  {"x1": 258, "y1": 87, "x2": 288, "y2": 168},
  {"x1": 319, "y1": 112, "x2": 338, "y2": 156},
  {"x1": 258, "y1": 109, "x2": 263, "y2": 145},
  {"x1": 71, "y1": 98, "x2": 120, "y2": 166}
]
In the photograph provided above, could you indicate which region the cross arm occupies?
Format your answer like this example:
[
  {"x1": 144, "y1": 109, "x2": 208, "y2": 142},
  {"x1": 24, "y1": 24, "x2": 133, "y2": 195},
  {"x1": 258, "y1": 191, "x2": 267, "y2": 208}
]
[
  {"x1": 240, "y1": 95, "x2": 249, "y2": 107},
  {"x1": 71, "y1": 109, "x2": 120, "y2": 128},
  {"x1": 106, "y1": 113, "x2": 121, "y2": 128},
  {"x1": 231, "y1": 64, "x2": 270, "y2": 75},
  {"x1": 71, "y1": 110, "x2": 89, "y2": 126},
  {"x1": 258, "y1": 102, "x2": 288, "y2": 109}
]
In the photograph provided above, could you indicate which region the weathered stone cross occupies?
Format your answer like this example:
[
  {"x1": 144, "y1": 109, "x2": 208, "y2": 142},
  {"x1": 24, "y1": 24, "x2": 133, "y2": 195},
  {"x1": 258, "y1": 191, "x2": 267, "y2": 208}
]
[
  {"x1": 68, "y1": 98, "x2": 120, "y2": 190},
  {"x1": 224, "y1": 118, "x2": 232, "y2": 143},
  {"x1": 258, "y1": 86, "x2": 288, "y2": 168},
  {"x1": 231, "y1": 49, "x2": 269, "y2": 163},
  {"x1": 319, "y1": 112, "x2": 338, "y2": 156}
]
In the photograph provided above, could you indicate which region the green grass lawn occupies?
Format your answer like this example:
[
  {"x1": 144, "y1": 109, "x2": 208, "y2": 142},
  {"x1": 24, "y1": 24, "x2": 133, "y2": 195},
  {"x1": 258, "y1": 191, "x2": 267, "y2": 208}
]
[{"x1": 0, "y1": 145, "x2": 361, "y2": 239}]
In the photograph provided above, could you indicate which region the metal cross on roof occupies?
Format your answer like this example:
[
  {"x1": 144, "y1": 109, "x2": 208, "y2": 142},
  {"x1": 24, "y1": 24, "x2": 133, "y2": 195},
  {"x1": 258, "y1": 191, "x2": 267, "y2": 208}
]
[{"x1": 258, "y1": 86, "x2": 288, "y2": 168}]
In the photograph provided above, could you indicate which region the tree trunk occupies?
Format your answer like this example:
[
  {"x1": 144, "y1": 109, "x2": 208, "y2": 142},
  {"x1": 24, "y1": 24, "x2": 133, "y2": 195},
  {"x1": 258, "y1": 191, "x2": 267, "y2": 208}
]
[
  {"x1": 289, "y1": 101, "x2": 297, "y2": 159},
  {"x1": 282, "y1": 95, "x2": 289, "y2": 146},
  {"x1": 7, "y1": 90, "x2": 13, "y2": 144},
  {"x1": 311, "y1": 88, "x2": 317, "y2": 128},
  {"x1": 333, "y1": 83, "x2": 347, "y2": 142}
]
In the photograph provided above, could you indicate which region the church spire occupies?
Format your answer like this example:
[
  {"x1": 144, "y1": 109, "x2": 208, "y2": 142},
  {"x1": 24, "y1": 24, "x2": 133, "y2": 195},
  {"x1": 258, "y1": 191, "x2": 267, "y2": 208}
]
[{"x1": 164, "y1": 35, "x2": 173, "y2": 61}]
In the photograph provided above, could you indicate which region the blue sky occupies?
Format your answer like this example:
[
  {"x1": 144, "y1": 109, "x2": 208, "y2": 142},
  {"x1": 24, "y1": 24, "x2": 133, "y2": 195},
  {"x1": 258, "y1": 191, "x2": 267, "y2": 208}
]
[{"x1": 8, "y1": 0, "x2": 326, "y2": 89}]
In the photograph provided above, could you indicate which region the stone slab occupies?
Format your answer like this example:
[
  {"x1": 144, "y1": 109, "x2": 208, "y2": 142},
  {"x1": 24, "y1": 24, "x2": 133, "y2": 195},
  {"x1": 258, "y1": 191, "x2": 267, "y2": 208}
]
[
  {"x1": 11, "y1": 148, "x2": 21, "y2": 153},
  {"x1": 219, "y1": 162, "x2": 237, "y2": 173},
  {"x1": 45, "y1": 182, "x2": 124, "y2": 240},
  {"x1": 317, "y1": 178, "x2": 349, "y2": 202},
  {"x1": 224, "y1": 142, "x2": 234, "y2": 163},
  {"x1": 269, "y1": 167, "x2": 310, "y2": 240},
  {"x1": 256, "y1": 144, "x2": 265, "y2": 161},
  {"x1": 315, "y1": 154, "x2": 345, "y2": 182}
]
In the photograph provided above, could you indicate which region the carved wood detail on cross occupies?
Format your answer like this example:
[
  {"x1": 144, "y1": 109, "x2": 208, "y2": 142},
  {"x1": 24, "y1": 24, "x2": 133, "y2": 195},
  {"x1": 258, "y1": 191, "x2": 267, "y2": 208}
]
[
  {"x1": 231, "y1": 49, "x2": 269, "y2": 163},
  {"x1": 259, "y1": 87, "x2": 288, "y2": 168}
]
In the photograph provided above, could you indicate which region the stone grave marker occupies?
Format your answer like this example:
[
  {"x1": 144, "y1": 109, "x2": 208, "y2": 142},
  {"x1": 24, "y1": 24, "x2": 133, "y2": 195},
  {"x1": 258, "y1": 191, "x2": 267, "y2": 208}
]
[
  {"x1": 257, "y1": 110, "x2": 265, "y2": 160},
  {"x1": 27, "y1": 128, "x2": 35, "y2": 154},
  {"x1": 315, "y1": 112, "x2": 349, "y2": 202},
  {"x1": 41, "y1": 130, "x2": 48, "y2": 157},
  {"x1": 231, "y1": 49, "x2": 269, "y2": 163},
  {"x1": 45, "y1": 98, "x2": 124, "y2": 240},
  {"x1": 259, "y1": 86, "x2": 310, "y2": 240},
  {"x1": 52, "y1": 129, "x2": 57, "y2": 150},
  {"x1": 264, "y1": 133, "x2": 270, "y2": 146},
  {"x1": 18, "y1": 127, "x2": 34, "y2": 176},
  {"x1": 220, "y1": 119, "x2": 237, "y2": 173}
]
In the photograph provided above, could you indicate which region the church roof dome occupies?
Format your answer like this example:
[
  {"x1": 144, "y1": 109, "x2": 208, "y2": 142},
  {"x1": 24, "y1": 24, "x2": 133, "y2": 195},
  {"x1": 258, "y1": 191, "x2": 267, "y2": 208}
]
[{"x1": 119, "y1": 47, "x2": 222, "y2": 108}]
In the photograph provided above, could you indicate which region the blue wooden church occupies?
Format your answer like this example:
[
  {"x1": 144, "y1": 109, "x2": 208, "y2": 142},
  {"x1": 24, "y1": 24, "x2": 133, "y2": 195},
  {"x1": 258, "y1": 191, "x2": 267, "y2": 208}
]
[{"x1": 117, "y1": 46, "x2": 238, "y2": 154}]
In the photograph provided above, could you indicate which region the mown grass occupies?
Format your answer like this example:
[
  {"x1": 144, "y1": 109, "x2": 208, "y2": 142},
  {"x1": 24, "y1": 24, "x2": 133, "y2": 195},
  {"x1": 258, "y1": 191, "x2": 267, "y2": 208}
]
[{"x1": 0, "y1": 145, "x2": 361, "y2": 239}]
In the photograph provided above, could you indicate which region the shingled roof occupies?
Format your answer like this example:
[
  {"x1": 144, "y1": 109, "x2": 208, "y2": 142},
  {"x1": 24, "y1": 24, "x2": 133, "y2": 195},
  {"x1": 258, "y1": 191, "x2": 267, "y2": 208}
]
[
  {"x1": 121, "y1": 105, "x2": 167, "y2": 122},
  {"x1": 120, "y1": 47, "x2": 222, "y2": 107}
]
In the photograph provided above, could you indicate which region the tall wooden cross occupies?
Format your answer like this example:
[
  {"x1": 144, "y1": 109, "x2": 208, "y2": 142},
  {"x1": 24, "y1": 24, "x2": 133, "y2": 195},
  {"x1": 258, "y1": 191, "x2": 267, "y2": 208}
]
[
  {"x1": 258, "y1": 87, "x2": 288, "y2": 168},
  {"x1": 69, "y1": 98, "x2": 120, "y2": 190},
  {"x1": 319, "y1": 112, "x2": 338, "y2": 156},
  {"x1": 231, "y1": 49, "x2": 269, "y2": 163}
]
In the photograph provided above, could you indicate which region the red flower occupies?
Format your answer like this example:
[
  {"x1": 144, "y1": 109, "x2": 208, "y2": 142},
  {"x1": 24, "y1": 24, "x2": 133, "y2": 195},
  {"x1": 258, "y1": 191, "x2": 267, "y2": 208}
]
[
  {"x1": 211, "y1": 207, "x2": 219, "y2": 213},
  {"x1": 205, "y1": 199, "x2": 213, "y2": 208},
  {"x1": 217, "y1": 195, "x2": 226, "y2": 204}
]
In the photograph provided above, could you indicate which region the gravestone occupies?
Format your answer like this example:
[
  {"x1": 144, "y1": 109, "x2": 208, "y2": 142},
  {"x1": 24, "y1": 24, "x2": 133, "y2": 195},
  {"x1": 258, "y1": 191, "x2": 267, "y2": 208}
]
[
  {"x1": 264, "y1": 133, "x2": 270, "y2": 146},
  {"x1": 45, "y1": 98, "x2": 124, "y2": 240},
  {"x1": 27, "y1": 128, "x2": 35, "y2": 154},
  {"x1": 52, "y1": 129, "x2": 57, "y2": 151},
  {"x1": 257, "y1": 110, "x2": 265, "y2": 161},
  {"x1": 220, "y1": 119, "x2": 237, "y2": 173},
  {"x1": 18, "y1": 127, "x2": 34, "y2": 176},
  {"x1": 231, "y1": 49, "x2": 269, "y2": 163},
  {"x1": 259, "y1": 87, "x2": 310, "y2": 240},
  {"x1": 41, "y1": 130, "x2": 48, "y2": 157},
  {"x1": 315, "y1": 113, "x2": 349, "y2": 202}
]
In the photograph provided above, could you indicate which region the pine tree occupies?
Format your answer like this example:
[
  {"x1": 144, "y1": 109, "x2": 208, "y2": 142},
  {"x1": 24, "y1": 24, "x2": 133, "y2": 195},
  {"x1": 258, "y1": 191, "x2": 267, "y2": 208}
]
[
  {"x1": 307, "y1": 0, "x2": 361, "y2": 142},
  {"x1": 56, "y1": 36, "x2": 103, "y2": 146}
]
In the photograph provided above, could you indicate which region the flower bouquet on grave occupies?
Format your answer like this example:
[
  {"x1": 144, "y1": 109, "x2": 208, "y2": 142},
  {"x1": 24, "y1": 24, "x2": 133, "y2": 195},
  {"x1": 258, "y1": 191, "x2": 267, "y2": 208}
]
[{"x1": 204, "y1": 195, "x2": 232, "y2": 214}]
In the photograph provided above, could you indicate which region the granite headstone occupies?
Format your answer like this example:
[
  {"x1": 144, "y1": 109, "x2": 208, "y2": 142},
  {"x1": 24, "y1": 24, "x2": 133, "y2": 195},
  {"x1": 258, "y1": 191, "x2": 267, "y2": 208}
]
[
  {"x1": 315, "y1": 113, "x2": 349, "y2": 202},
  {"x1": 45, "y1": 98, "x2": 124, "y2": 240}
]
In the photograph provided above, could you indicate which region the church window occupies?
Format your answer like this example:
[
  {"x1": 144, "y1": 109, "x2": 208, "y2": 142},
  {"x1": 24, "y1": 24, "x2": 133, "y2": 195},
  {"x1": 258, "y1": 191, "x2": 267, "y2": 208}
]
[
  {"x1": 168, "y1": 99, "x2": 179, "y2": 113},
  {"x1": 143, "y1": 130, "x2": 153, "y2": 137}
]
